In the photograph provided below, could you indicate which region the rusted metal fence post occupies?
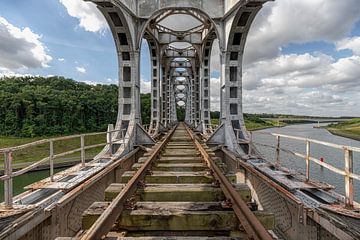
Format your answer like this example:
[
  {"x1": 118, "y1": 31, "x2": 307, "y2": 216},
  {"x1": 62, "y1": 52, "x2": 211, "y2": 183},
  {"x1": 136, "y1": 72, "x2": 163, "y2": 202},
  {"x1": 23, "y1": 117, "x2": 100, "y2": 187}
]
[
  {"x1": 49, "y1": 140, "x2": 54, "y2": 182},
  {"x1": 275, "y1": 135, "x2": 280, "y2": 166},
  {"x1": 248, "y1": 132, "x2": 252, "y2": 156},
  {"x1": 121, "y1": 129, "x2": 125, "y2": 141},
  {"x1": 305, "y1": 140, "x2": 310, "y2": 181},
  {"x1": 4, "y1": 151, "x2": 13, "y2": 208},
  {"x1": 109, "y1": 130, "x2": 113, "y2": 156},
  {"x1": 344, "y1": 148, "x2": 354, "y2": 207},
  {"x1": 81, "y1": 135, "x2": 85, "y2": 167}
]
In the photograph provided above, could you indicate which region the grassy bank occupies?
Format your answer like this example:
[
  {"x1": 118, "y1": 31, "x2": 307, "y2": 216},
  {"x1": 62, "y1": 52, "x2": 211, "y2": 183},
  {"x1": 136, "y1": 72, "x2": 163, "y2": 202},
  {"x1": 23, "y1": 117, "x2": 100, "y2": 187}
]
[
  {"x1": 0, "y1": 133, "x2": 106, "y2": 169},
  {"x1": 211, "y1": 116, "x2": 286, "y2": 131},
  {"x1": 326, "y1": 119, "x2": 360, "y2": 141},
  {"x1": 245, "y1": 119, "x2": 286, "y2": 131}
]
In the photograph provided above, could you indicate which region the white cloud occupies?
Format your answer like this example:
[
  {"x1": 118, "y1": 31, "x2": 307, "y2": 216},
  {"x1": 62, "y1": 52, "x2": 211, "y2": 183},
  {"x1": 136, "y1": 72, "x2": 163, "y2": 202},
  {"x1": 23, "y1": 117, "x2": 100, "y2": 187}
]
[
  {"x1": 244, "y1": 53, "x2": 360, "y2": 91},
  {"x1": 0, "y1": 67, "x2": 34, "y2": 78},
  {"x1": 58, "y1": 58, "x2": 65, "y2": 62},
  {"x1": 241, "y1": 52, "x2": 360, "y2": 116},
  {"x1": 80, "y1": 80, "x2": 99, "y2": 85},
  {"x1": 106, "y1": 78, "x2": 116, "y2": 83},
  {"x1": 59, "y1": 0, "x2": 108, "y2": 33},
  {"x1": 141, "y1": 77, "x2": 151, "y2": 93},
  {"x1": 336, "y1": 37, "x2": 360, "y2": 56},
  {"x1": 245, "y1": 0, "x2": 360, "y2": 63},
  {"x1": 210, "y1": 77, "x2": 221, "y2": 111},
  {"x1": 0, "y1": 16, "x2": 52, "y2": 70},
  {"x1": 243, "y1": 86, "x2": 358, "y2": 117},
  {"x1": 76, "y1": 66, "x2": 86, "y2": 73},
  {"x1": 237, "y1": 0, "x2": 360, "y2": 116}
]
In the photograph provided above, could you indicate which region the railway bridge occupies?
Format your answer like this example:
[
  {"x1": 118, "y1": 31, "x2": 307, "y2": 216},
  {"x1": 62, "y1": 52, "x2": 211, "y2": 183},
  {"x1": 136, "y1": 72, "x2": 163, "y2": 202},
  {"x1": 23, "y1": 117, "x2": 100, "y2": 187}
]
[{"x1": 1, "y1": 1, "x2": 360, "y2": 239}]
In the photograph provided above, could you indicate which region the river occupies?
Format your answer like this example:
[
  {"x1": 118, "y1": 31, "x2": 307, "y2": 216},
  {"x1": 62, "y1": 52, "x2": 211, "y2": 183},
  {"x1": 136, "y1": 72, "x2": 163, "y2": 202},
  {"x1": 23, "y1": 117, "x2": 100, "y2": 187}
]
[
  {"x1": 253, "y1": 123, "x2": 360, "y2": 202},
  {"x1": 0, "y1": 168, "x2": 67, "y2": 202}
]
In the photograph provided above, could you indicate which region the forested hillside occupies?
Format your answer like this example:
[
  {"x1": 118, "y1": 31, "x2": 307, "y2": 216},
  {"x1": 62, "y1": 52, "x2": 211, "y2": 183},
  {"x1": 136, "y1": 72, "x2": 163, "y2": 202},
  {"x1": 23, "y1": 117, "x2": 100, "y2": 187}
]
[
  {"x1": 0, "y1": 76, "x2": 118, "y2": 137},
  {"x1": 0, "y1": 76, "x2": 279, "y2": 137}
]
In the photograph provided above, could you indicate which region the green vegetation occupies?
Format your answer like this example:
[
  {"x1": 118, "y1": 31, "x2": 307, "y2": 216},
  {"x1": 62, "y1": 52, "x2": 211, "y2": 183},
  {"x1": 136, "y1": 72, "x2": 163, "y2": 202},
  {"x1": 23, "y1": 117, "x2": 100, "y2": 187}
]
[
  {"x1": 0, "y1": 134, "x2": 105, "y2": 167},
  {"x1": 177, "y1": 107, "x2": 185, "y2": 122},
  {"x1": 0, "y1": 76, "x2": 116, "y2": 167},
  {"x1": 327, "y1": 118, "x2": 360, "y2": 141},
  {"x1": 211, "y1": 113, "x2": 285, "y2": 131},
  {"x1": 0, "y1": 76, "x2": 117, "y2": 137},
  {"x1": 141, "y1": 93, "x2": 151, "y2": 125},
  {"x1": 211, "y1": 118, "x2": 220, "y2": 126},
  {"x1": 244, "y1": 114, "x2": 285, "y2": 131},
  {"x1": 210, "y1": 112, "x2": 220, "y2": 126}
]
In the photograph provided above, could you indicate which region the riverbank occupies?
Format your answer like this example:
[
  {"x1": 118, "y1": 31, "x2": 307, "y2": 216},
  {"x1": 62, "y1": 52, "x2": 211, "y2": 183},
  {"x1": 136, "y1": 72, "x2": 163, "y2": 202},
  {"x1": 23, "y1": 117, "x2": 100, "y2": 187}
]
[
  {"x1": 327, "y1": 128, "x2": 360, "y2": 141},
  {"x1": 326, "y1": 119, "x2": 360, "y2": 141},
  {"x1": 211, "y1": 117, "x2": 286, "y2": 131},
  {"x1": 245, "y1": 119, "x2": 286, "y2": 131}
]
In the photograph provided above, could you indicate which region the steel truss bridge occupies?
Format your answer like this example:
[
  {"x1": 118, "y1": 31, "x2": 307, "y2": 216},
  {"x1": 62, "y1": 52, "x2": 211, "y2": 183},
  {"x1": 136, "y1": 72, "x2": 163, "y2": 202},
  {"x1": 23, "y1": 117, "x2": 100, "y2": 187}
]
[{"x1": 0, "y1": 1, "x2": 360, "y2": 240}]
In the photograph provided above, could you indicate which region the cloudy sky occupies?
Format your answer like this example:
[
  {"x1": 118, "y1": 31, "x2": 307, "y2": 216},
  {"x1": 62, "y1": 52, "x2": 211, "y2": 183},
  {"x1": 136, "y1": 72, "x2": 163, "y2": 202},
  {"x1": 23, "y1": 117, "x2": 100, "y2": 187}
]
[{"x1": 1, "y1": 0, "x2": 360, "y2": 117}]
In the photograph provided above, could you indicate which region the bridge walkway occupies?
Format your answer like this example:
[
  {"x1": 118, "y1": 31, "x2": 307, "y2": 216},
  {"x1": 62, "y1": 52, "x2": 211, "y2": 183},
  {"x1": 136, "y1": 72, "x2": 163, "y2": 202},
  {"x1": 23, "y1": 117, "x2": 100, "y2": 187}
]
[{"x1": 77, "y1": 123, "x2": 275, "y2": 239}]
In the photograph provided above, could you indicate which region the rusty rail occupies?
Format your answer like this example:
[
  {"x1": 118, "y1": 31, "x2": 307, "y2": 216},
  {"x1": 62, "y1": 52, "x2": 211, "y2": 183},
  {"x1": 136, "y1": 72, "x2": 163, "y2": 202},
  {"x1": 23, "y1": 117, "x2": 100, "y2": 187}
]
[
  {"x1": 252, "y1": 131, "x2": 360, "y2": 207},
  {"x1": 79, "y1": 124, "x2": 178, "y2": 240},
  {"x1": 0, "y1": 128, "x2": 127, "y2": 209},
  {"x1": 56, "y1": 148, "x2": 141, "y2": 207},
  {"x1": 185, "y1": 125, "x2": 273, "y2": 240}
]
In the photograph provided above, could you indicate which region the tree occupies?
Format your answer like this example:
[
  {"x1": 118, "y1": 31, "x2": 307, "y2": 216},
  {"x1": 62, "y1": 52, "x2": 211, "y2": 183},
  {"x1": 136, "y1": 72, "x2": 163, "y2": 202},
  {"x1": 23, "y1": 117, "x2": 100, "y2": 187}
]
[{"x1": 0, "y1": 76, "x2": 118, "y2": 137}]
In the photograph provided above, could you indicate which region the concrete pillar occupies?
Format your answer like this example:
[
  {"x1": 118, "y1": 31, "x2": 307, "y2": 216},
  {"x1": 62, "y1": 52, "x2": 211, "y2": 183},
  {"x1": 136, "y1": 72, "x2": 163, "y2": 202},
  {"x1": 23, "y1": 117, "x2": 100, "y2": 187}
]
[{"x1": 146, "y1": 38, "x2": 161, "y2": 134}]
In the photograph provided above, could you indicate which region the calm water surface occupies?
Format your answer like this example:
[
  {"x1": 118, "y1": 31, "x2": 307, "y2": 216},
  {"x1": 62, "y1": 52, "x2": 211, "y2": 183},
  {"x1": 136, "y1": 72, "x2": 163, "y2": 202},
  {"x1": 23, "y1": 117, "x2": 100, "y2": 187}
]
[
  {"x1": 253, "y1": 123, "x2": 360, "y2": 201},
  {"x1": 0, "y1": 167, "x2": 67, "y2": 202}
]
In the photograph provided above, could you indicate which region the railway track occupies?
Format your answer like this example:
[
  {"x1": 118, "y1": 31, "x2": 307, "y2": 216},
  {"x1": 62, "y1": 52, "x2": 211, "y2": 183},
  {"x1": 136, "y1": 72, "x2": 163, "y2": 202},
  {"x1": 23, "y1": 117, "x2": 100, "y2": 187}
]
[{"x1": 76, "y1": 123, "x2": 275, "y2": 239}]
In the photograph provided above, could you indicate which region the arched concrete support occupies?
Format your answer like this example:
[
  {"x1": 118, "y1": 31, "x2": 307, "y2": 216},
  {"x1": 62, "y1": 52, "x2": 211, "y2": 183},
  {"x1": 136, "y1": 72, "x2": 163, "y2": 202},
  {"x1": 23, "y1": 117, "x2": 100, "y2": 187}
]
[
  {"x1": 90, "y1": 1, "x2": 154, "y2": 158},
  {"x1": 161, "y1": 66, "x2": 167, "y2": 126},
  {"x1": 200, "y1": 33, "x2": 216, "y2": 134},
  {"x1": 184, "y1": 79, "x2": 192, "y2": 124},
  {"x1": 187, "y1": 59, "x2": 201, "y2": 126},
  {"x1": 209, "y1": 2, "x2": 267, "y2": 155},
  {"x1": 169, "y1": 77, "x2": 178, "y2": 124},
  {"x1": 194, "y1": 67, "x2": 201, "y2": 125},
  {"x1": 160, "y1": 65, "x2": 170, "y2": 127},
  {"x1": 143, "y1": 36, "x2": 161, "y2": 135}
]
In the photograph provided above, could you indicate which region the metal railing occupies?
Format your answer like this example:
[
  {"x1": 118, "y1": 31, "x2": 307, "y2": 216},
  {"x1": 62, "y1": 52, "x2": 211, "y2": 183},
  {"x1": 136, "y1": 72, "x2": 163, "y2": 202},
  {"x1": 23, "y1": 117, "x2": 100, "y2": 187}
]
[
  {"x1": 142, "y1": 124, "x2": 150, "y2": 131},
  {"x1": 0, "y1": 129, "x2": 126, "y2": 209},
  {"x1": 251, "y1": 131, "x2": 360, "y2": 208},
  {"x1": 205, "y1": 124, "x2": 218, "y2": 133},
  {"x1": 107, "y1": 128, "x2": 127, "y2": 155}
]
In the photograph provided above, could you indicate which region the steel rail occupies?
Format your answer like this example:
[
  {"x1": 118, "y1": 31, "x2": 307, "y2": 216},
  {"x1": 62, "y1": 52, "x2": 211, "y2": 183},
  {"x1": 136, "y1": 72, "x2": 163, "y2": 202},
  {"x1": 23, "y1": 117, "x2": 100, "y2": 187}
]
[
  {"x1": 56, "y1": 148, "x2": 140, "y2": 207},
  {"x1": 221, "y1": 147, "x2": 302, "y2": 204},
  {"x1": 79, "y1": 124, "x2": 178, "y2": 240},
  {"x1": 184, "y1": 125, "x2": 274, "y2": 240}
]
